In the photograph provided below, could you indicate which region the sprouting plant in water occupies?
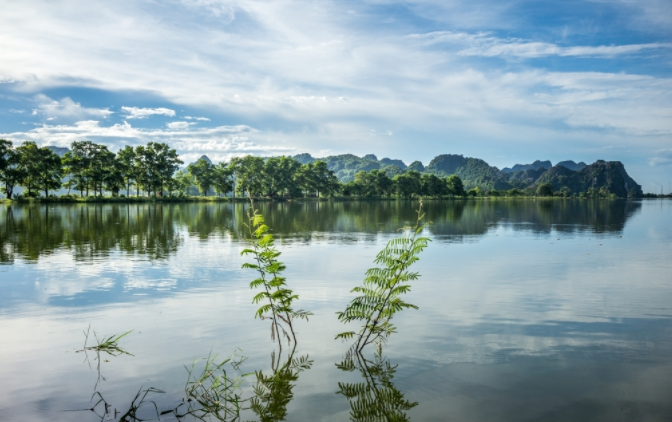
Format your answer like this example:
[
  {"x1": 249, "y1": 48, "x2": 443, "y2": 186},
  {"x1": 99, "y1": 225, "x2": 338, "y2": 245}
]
[
  {"x1": 241, "y1": 199, "x2": 312, "y2": 351},
  {"x1": 180, "y1": 350, "x2": 252, "y2": 421},
  {"x1": 77, "y1": 324, "x2": 134, "y2": 389},
  {"x1": 336, "y1": 348, "x2": 418, "y2": 422},
  {"x1": 80, "y1": 324, "x2": 134, "y2": 356},
  {"x1": 336, "y1": 199, "x2": 430, "y2": 355}
]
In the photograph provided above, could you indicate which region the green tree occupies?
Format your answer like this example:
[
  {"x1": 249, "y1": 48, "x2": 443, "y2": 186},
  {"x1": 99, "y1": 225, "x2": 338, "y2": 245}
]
[
  {"x1": 36, "y1": 147, "x2": 63, "y2": 197},
  {"x1": 421, "y1": 173, "x2": 447, "y2": 197},
  {"x1": 116, "y1": 146, "x2": 138, "y2": 196},
  {"x1": 467, "y1": 186, "x2": 482, "y2": 197},
  {"x1": 230, "y1": 155, "x2": 265, "y2": 197},
  {"x1": 135, "y1": 142, "x2": 182, "y2": 197},
  {"x1": 536, "y1": 183, "x2": 554, "y2": 197},
  {"x1": 188, "y1": 158, "x2": 215, "y2": 196},
  {"x1": 312, "y1": 160, "x2": 340, "y2": 197},
  {"x1": 213, "y1": 162, "x2": 234, "y2": 197},
  {"x1": 172, "y1": 169, "x2": 194, "y2": 196},
  {"x1": 68, "y1": 141, "x2": 114, "y2": 197},
  {"x1": 393, "y1": 171, "x2": 422, "y2": 198},
  {"x1": 15, "y1": 142, "x2": 43, "y2": 196},
  {"x1": 445, "y1": 175, "x2": 465, "y2": 197},
  {"x1": 0, "y1": 139, "x2": 24, "y2": 199}
]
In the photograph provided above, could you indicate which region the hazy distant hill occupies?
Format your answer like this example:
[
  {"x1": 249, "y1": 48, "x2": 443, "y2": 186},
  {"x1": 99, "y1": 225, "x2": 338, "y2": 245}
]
[
  {"x1": 556, "y1": 160, "x2": 587, "y2": 171},
  {"x1": 290, "y1": 152, "x2": 641, "y2": 195},
  {"x1": 424, "y1": 154, "x2": 507, "y2": 190},
  {"x1": 534, "y1": 160, "x2": 642, "y2": 197},
  {"x1": 501, "y1": 160, "x2": 552, "y2": 173}
]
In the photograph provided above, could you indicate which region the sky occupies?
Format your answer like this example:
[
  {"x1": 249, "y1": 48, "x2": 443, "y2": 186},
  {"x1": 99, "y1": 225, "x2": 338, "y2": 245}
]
[{"x1": 0, "y1": 0, "x2": 671, "y2": 193}]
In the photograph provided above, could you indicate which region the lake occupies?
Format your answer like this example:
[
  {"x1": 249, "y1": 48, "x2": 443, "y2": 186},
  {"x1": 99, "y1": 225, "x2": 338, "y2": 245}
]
[{"x1": 1, "y1": 199, "x2": 671, "y2": 421}]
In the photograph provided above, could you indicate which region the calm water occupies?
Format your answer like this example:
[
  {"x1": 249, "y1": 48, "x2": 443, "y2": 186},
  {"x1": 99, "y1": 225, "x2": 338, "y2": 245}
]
[{"x1": 1, "y1": 200, "x2": 671, "y2": 421}]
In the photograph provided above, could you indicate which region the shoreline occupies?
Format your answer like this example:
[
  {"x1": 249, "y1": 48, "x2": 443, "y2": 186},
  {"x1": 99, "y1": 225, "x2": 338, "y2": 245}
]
[{"x1": 1, "y1": 196, "x2": 666, "y2": 205}]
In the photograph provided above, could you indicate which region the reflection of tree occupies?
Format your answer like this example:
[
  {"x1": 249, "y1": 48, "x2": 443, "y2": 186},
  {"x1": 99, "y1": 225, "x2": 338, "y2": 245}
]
[
  {"x1": 249, "y1": 348, "x2": 313, "y2": 422},
  {"x1": 0, "y1": 200, "x2": 642, "y2": 264},
  {"x1": 337, "y1": 350, "x2": 417, "y2": 422}
]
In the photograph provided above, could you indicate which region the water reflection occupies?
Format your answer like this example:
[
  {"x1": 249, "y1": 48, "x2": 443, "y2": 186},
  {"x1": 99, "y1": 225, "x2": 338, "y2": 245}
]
[
  {"x1": 337, "y1": 350, "x2": 417, "y2": 422},
  {"x1": 0, "y1": 200, "x2": 641, "y2": 264},
  {"x1": 250, "y1": 350, "x2": 313, "y2": 421}
]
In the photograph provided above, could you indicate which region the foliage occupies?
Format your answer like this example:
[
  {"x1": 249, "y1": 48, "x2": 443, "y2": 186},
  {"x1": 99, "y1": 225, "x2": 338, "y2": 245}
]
[
  {"x1": 241, "y1": 202, "x2": 312, "y2": 350},
  {"x1": 182, "y1": 351, "x2": 252, "y2": 421},
  {"x1": 336, "y1": 200, "x2": 430, "y2": 355}
]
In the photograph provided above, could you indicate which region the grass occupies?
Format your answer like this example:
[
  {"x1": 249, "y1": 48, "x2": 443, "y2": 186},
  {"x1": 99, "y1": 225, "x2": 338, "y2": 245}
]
[
  {"x1": 182, "y1": 350, "x2": 252, "y2": 421},
  {"x1": 80, "y1": 324, "x2": 134, "y2": 356}
]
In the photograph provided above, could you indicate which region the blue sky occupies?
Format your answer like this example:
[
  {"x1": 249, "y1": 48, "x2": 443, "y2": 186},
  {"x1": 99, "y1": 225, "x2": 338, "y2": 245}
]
[{"x1": 1, "y1": 0, "x2": 671, "y2": 192}]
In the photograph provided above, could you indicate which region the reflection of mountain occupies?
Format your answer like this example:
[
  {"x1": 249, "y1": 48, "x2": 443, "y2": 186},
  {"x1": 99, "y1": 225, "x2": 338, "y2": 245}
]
[{"x1": 0, "y1": 200, "x2": 641, "y2": 264}]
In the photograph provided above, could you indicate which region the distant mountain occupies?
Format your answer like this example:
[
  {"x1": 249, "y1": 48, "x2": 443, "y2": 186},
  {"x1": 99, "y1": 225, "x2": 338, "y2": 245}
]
[
  {"x1": 425, "y1": 154, "x2": 508, "y2": 190},
  {"x1": 407, "y1": 161, "x2": 425, "y2": 172},
  {"x1": 506, "y1": 167, "x2": 548, "y2": 187},
  {"x1": 197, "y1": 155, "x2": 212, "y2": 164},
  {"x1": 380, "y1": 157, "x2": 407, "y2": 170},
  {"x1": 556, "y1": 160, "x2": 587, "y2": 171},
  {"x1": 534, "y1": 160, "x2": 642, "y2": 197},
  {"x1": 291, "y1": 153, "x2": 407, "y2": 182},
  {"x1": 293, "y1": 153, "x2": 316, "y2": 165},
  {"x1": 501, "y1": 160, "x2": 552, "y2": 173},
  {"x1": 46, "y1": 146, "x2": 69, "y2": 157},
  {"x1": 288, "y1": 152, "x2": 641, "y2": 196}
]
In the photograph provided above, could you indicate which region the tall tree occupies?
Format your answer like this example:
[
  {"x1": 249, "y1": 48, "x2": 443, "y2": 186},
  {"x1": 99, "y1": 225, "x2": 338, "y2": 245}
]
[
  {"x1": 212, "y1": 162, "x2": 233, "y2": 197},
  {"x1": 188, "y1": 158, "x2": 215, "y2": 196},
  {"x1": 172, "y1": 169, "x2": 194, "y2": 196},
  {"x1": 35, "y1": 147, "x2": 63, "y2": 197},
  {"x1": 15, "y1": 142, "x2": 42, "y2": 196},
  {"x1": 445, "y1": 175, "x2": 465, "y2": 197},
  {"x1": 116, "y1": 146, "x2": 138, "y2": 196},
  {"x1": 0, "y1": 139, "x2": 24, "y2": 199},
  {"x1": 231, "y1": 155, "x2": 265, "y2": 197}
]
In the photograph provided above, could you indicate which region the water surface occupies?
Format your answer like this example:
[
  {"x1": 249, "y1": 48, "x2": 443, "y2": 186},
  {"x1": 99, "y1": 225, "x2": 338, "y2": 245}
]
[{"x1": 1, "y1": 199, "x2": 670, "y2": 421}]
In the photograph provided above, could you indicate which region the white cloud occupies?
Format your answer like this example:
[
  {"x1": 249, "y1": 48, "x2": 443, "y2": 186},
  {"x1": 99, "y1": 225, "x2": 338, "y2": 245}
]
[
  {"x1": 32, "y1": 94, "x2": 113, "y2": 120},
  {"x1": 0, "y1": 120, "x2": 293, "y2": 163},
  {"x1": 9, "y1": 109, "x2": 25, "y2": 113},
  {"x1": 0, "y1": 0, "x2": 670, "y2": 166},
  {"x1": 411, "y1": 31, "x2": 672, "y2": 58},
  {"x1": 167, "y1": 121, "x2": 194, "y2": 129},
  {"x1": 121, "y1": 106, "x2": 176, "y2": 119},
  {"x1": 185, "y1": 116, "x2": 211, "y2": 121},
  {"x1": 649, "y1": 149, "x2": 672, "y2": 166}
]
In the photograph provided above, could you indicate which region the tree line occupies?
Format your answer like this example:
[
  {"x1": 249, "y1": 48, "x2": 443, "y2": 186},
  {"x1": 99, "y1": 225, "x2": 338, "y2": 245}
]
[{"x1": 0, "y1": 139, "x2": 473, "y2": 200}]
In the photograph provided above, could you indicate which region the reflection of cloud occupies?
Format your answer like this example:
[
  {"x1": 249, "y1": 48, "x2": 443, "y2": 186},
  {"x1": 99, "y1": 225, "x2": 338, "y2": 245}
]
[
  {"x1": 121, "y1": 106, "x2": 176, "y2": 119},
  {"x1": 649, "y1": 149, "x2": 672, "y2": 166}
]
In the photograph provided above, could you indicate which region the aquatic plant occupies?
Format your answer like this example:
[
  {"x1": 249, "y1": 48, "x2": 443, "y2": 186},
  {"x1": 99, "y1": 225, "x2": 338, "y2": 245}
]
[
  {"x1": 241, "y1": 200, "x2": 312, "y2": 350},
  {"x1": 81, "y1": 324, "x2": 134, "y2": 356},
  {"x1": 78, "y1": 325, "x2": 134, "y2": 390},
  {"x1": 336, "y1": 199, "x2": 430, "y2": 354},
  {"x1": 181, "y1": 350, "x2": 252, "y2": 421}
]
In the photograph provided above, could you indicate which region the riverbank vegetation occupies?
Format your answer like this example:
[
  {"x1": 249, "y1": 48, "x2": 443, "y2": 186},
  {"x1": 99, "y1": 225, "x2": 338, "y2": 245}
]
[{"x1": 0, "y1": 139, "x2": 649, "y2": 201}]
